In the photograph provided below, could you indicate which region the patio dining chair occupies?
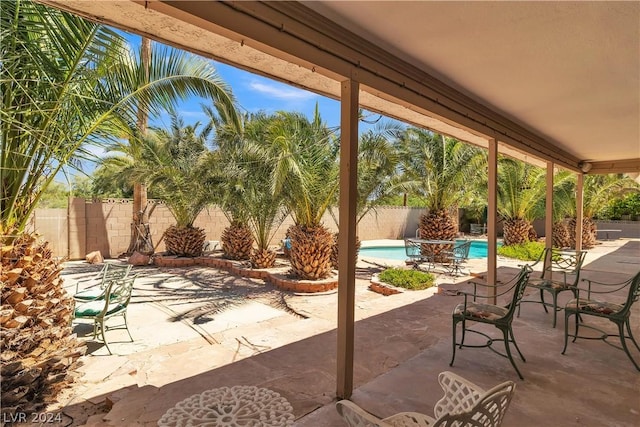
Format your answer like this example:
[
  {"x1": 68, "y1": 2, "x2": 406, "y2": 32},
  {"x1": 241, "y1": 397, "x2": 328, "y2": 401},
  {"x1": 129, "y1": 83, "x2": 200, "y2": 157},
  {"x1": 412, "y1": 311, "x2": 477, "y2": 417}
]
[
  {"x1": 404, "y1": 239, "x2": 435, "y2": 271},
  {"x1": 451, "y1": 265, "x2": 532, "y2": 379},
  {"x1": 336, "y1": 371, "x2": 516, "y2": 427},
  {"x1": 562, "y1": 271, "x2": 640, "y2": 371},
  {"x1": 73, "y1": 262, "x2": 132, "y2": 302},
  {"x1": 519, "y1": 247, "x2": 586, "y2": 328},
  {"x1": 74, "y1": 275, "x2": 136, "y2": 354},
  {"x1": 442, "y1": 240, "x2": 472, "y2": 276}
]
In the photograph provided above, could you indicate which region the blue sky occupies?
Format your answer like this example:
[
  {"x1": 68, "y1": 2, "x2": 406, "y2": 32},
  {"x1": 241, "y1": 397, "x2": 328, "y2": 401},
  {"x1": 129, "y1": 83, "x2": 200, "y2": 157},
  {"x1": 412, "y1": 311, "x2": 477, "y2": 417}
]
[{"x1": 67, "y1": 32, "x2": 394, "y2": 182}]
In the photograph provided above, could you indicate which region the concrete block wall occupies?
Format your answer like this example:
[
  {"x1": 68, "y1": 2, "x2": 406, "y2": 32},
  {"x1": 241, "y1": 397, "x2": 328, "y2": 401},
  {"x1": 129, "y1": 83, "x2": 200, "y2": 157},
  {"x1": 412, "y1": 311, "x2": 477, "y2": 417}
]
[{"x1": 33, "y1": 199, "x2": 640, "y2": 259}]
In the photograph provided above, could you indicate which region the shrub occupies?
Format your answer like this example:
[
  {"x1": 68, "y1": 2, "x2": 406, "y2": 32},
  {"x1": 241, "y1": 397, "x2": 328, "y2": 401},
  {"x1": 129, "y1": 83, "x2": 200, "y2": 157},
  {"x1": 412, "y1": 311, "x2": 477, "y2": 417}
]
[
  {"x1": 378, "y1": 268, "x2": 435, "y2": 290},
  {"x1": 497, "y1": 241, "x2": 545, "y2": 261}
]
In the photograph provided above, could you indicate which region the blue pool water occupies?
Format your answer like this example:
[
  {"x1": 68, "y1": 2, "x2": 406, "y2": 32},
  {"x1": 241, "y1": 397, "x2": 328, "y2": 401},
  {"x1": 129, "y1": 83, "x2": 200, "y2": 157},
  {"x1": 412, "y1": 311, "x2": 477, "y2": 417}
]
[{"x1": 360, "y1": 240, "x2": 497, "y2": 261}]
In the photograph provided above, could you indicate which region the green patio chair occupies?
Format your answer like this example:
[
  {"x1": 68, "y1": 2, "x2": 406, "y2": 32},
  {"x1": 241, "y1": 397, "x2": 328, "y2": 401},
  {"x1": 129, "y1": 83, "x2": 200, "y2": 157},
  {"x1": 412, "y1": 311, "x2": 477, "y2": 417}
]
[
  {"x1": 451, "y1": 265, "x2": 532, "y2": 379},
  {"x1": 74, "y1": 275, "x2": 136, "y2": 354},
  {"x1": 562, "y1": 271, "x2": 640, "y2": 371},
  {"x1": 519, "y1": 247, "x2": 587, "y2": 328},
  {"x1": 73, "y1": 262, "x2": 132, "y2": 302},
  {"x1": 442, "y1": 240, "x2": 472, "y2": 276}
]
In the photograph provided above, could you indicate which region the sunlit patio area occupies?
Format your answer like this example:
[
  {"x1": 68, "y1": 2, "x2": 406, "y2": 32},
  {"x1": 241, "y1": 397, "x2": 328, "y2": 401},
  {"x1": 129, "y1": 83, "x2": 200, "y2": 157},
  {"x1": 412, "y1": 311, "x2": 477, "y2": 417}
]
[{"x1": 54, "y1": 238, "x2": 639, "y2": 426}]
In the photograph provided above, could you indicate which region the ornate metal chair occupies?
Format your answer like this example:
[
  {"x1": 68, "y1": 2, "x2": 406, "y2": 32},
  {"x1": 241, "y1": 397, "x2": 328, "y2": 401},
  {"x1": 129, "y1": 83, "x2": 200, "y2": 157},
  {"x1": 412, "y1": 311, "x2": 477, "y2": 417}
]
[
  {"x1": 336, "y1": 371, "x2": 516, "y2": 427},
  {"x1": 451, "y1": 265, "x2": 532, "y2": 379},
  {"x1": 562, "y1": 271, "x2": 640, "y2": 371},
  {"x1": 74, "y1": 275, "x2": 136, "y2": 354},
  {"x1": 73, "y1": 262, "x2": 132, "y2": 302},
  {"x1": 520, "y1": 247, "x2": 586, "y2": 328},
  {"x1": 404, "y1": 239, "x2": 435, "y2": 271},
  {"x1": 442, "y1": 240, "x2": 472, "y2": 276}
]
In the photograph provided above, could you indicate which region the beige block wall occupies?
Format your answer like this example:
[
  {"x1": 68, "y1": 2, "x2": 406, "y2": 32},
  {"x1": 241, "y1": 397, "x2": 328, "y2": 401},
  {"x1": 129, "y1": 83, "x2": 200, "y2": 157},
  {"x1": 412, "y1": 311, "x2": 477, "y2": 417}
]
[{"x1": 34, "y1": 199, "x2": 640, "y2": 259}]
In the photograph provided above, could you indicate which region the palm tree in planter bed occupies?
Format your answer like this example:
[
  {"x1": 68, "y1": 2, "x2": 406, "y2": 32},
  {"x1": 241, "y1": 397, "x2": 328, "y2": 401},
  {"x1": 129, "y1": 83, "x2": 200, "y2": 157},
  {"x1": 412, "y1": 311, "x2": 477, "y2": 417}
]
[
  {"x1": 267, "y1": 108, "x2": 339, "y2": 280},
  {"x1": 125, "y1": 112, "x2": 218, "y2": 257},
  {"x1": 204, "y1": 104, "x2": 254, "y2": 261},
  {"x1": 398, "y1": 129, "x2": 485, "y2": 258},
  {"x1": 328, "y1": 121, "x2": 403, "y2": 269},
  {"x1": 567, "y1": 174, "x2": 639, "y2": 248}
]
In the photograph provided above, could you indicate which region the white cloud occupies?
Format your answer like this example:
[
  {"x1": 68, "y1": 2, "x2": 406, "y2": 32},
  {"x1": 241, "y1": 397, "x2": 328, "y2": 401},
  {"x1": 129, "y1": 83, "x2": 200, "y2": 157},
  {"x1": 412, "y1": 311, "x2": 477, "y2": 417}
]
[{"x1": 248, "y1": 81, "x2": 316, "y2": 101}]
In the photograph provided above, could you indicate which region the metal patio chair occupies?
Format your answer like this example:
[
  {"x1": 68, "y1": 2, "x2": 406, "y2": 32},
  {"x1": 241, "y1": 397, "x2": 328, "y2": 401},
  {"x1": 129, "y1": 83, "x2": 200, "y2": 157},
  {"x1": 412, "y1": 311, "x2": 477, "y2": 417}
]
[
  {"x1": 74, "y1": 275, "x2": 136, "y2": 354},
  {"x1": 519, "y1": 247, "x2": 586, "y2": 328},
  {"x1": 73, "y1": 262, "x2": 132, "y2": 302},
  {"x1": 562, "y1": 271, "x2": 640, "y2": 371},
  {"x1": 336, "y1": 371, "x2": 516, "y2": 427},
  {"x1": 442, "y1": 240, "x2": 472, "y2": 276},
  {"x1": 451, "y1": 265, "x2": 532, "y2": 379}
]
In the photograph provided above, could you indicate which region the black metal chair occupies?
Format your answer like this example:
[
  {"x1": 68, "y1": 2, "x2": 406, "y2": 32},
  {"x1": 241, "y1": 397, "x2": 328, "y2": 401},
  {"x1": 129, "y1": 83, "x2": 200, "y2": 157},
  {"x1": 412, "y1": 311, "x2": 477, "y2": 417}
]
[
  {"x1": 404, "y1": 238, "x2": 435, "y2": 271},
  {"x1": 520, "y1": 247, "x2": 586, "y2": 328},
  {"x1": 451, "y1": 265, "x2": 533, "y2": 379},
  {"x1": 562, "y1": 271, "x2": 640, "y2": 371}
]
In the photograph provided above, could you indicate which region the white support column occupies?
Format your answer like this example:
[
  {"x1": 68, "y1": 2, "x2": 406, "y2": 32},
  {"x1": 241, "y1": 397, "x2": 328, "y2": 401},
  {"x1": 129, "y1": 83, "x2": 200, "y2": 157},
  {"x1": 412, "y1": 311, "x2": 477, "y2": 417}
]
[
  {"x1": 487, "y1": 139, "x2": 498, "y2": 304},
  {"x1": 336, "y1": 79, "x2": 359, "y2": 399},
  {"x1": 575, "y1": 173, "x2": 584, "y2": 252}
]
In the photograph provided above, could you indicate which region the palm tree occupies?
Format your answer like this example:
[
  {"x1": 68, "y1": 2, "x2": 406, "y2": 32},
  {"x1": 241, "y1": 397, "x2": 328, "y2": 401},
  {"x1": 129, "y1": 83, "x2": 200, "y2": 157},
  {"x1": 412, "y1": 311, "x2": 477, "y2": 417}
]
[
  {"x1": 1, "y1": 0, "x2": 130, "y2": 414},
  {"x1": 267, "y1": 108, "x2": 339, "y2": 280},
  {"x1": 328, "y1": 121, "x2": 403, "y2": 268},
  {"x1": 567, "y1": 174, "x2": 639, "y2": 248},
  {"x1": 496, "y1": 159, "x2": 546, "y2": 245},
  {"x1": 398, "y1": 129, "x2": 486, "y2": 244},
  {"x1": 203, "y1": 104, "x2": 255, "y2": 261}
]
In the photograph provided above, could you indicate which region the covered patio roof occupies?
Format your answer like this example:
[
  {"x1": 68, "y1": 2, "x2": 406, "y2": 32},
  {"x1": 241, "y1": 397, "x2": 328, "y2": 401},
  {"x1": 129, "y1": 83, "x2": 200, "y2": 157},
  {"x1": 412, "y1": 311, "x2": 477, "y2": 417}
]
[{"x1": 39, "y1": 1, "x2": 640, "y2": 173}]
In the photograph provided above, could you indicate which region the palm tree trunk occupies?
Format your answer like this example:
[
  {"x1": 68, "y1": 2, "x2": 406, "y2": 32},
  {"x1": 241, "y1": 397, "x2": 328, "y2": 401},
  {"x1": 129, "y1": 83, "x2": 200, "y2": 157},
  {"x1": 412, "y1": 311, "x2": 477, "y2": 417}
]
[{"x1": 126, "y1": 37, "x2": 153, "y2": 256}]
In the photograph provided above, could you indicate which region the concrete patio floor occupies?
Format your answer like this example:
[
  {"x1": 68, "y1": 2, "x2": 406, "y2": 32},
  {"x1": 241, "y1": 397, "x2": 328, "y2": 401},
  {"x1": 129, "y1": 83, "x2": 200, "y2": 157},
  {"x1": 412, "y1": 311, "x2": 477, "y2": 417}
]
[{"x1": 54, "y1": 238, "x2": 640, "y2": 426}]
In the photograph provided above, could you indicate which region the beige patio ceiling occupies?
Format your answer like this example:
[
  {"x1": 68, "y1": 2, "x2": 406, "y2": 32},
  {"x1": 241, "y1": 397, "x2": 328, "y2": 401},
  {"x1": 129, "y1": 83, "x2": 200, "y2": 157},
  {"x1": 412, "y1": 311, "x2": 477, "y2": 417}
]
[{"x1": 38, "y1": 1, "x2": 640, "y2": 173}]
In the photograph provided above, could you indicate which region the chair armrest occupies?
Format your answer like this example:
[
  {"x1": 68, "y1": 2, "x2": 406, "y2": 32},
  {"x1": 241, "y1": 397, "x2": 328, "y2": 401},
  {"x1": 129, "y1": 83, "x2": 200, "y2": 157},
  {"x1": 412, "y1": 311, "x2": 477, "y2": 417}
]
[
  {"x1": 433, "y1": 371, "x2": 484, "y2": 418},
  {"x1": 579, "y1": 276, "x2": 634, "y2": 299}
]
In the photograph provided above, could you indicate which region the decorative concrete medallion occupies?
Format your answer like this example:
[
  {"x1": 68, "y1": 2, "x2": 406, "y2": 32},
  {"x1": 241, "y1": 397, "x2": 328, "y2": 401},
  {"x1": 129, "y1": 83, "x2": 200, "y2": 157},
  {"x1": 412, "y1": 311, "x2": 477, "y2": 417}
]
[{"x1": 158, "y1": 385, "x2": 294, "y2": 426}]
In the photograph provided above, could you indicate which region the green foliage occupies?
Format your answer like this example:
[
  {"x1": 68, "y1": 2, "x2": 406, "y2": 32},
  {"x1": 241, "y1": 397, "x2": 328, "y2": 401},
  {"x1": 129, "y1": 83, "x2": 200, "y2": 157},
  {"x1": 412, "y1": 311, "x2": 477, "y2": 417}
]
[
  {"x1": 497, "y1": 241, "x2": 545, "y2": 261},
  {"x1": 36, "y1": 182, "x2": 68, "y2": 209},
  {"x1": 380, "y1": 194, "x2": 428, "y2": 207},
  {"x1": 378, "y1": 268, "x2": 435, "y2": 290},
  {"x1": 602, "y1": 192, "x2": 640, "y2": 219}
]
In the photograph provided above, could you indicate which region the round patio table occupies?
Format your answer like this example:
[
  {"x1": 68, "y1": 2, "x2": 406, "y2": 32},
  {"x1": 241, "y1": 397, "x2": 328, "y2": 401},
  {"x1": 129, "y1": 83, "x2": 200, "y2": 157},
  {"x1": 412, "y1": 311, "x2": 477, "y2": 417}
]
[{"x1": 157, "y1": 385, "x2": 294, "y2": 426}]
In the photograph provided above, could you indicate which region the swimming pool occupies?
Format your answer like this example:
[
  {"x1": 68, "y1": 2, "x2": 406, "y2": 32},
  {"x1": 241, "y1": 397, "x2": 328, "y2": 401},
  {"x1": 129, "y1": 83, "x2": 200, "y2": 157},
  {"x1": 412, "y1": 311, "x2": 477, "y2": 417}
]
[{"x1": 360, "y1": 240, "x2": 497, "y2": 261}]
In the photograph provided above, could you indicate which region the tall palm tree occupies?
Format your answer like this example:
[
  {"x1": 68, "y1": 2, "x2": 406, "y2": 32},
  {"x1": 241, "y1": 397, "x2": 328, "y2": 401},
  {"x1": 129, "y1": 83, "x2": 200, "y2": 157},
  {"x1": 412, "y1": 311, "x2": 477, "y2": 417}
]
[
  {"x1": 267, "y1": 108, "x2": 339, "y2": 280},
  {"x1": 398, "y1": 129, "x2": 485, "y2": 243},
  {"x1": 1, "y1": 0, "x2": 128, "y2": 414}
]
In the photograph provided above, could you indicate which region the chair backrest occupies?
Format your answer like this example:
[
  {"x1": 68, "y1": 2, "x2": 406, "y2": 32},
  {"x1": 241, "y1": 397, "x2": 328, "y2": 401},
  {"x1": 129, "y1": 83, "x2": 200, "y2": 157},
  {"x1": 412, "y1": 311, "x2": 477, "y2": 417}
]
[
  {"x1": 434, "y1": 380, "x2": 516, "y2": 427},
  {"x1": 99, "y1": 275, "x2": 136, "y2": 315},
  {"x1": 405, "y1": 239, "x2": 421, "y2": 258},
  {"x1": 452, "y1": 241, "x2": 471, "y2": 261},
  {"x1": 503, "y1": 265, "x2": 533, "y2": 320},
  {"x1": 618, "y1": 271, "x2": 640, "y2": 318},
  {"x1": 97, "y1": 263, "x2": 132, "y2": 290},
  {"x1": 539, "y1": 248, "x2": 586, "y2": 286},
  {"x1": 336, "y1": 400, "x2": 389, "y2": 427}
]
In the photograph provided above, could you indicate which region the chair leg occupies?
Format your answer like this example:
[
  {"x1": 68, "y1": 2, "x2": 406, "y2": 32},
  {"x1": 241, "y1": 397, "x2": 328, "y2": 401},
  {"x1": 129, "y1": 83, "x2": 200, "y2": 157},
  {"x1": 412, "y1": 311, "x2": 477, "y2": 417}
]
[
  {"x1": 98, "y1": 318, "x2": 113, "y2": 355},
  {"x1": 508, "y1": 326, "x2": 526, "y2": 362},
  {"x1": 539, "y1": 289, "x2": 549, "y2": 313},
  {"x1": 450, "y1": 319, "x2": 458, "y2": 366},
  {"x1": 562, "y1": 311, "x2": 572, "y2": 355},
  {"x1": 625, "y1": 319, "x2": 640, "y2": 353},
  {"x1": 459, "y1": 318, "x2": 467, "y2": 348},
  {"x1": 123, "y1": 313, "x2": 134, "y2": 342},
  {"x1": 551, "y1": 291, "x2": 559, "y2": 328},
  {"x1": 502, "y1": 328, "x2": 524, "y2": 380},
  {"x1": 617, "y1": 321, "x2": 640, "y2": 371},
  {"x1": 572, "y1": 308, "x2": 580, "y2": 343}
]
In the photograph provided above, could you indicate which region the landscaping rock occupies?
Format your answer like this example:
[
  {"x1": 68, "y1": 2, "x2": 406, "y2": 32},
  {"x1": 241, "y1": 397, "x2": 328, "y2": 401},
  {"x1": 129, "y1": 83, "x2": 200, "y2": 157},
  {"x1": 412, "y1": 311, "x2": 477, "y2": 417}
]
[
  {"x1": 85, "y1": 251, "x2": 103, "y2": 264},
  {"x1": 128, "y1": 251, "x2": 150, "y2": 266}
]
